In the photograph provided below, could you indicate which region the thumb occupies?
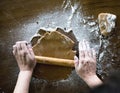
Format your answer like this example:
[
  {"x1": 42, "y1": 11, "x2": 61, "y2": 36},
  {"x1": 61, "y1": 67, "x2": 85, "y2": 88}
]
[{"x1": 74, "y1": 56, "x2": 79, "y2": 68}]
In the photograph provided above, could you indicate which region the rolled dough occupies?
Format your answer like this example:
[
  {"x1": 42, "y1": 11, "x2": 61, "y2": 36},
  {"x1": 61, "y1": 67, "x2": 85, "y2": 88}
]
[{"x1": 31, "y1": 28, "x2": 76, "y2": 80}]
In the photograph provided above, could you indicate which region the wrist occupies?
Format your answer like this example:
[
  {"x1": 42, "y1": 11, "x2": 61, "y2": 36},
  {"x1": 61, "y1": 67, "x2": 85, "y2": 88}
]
[
  {"x1": 19, "y1": 70, "x2": 33, "y2": 75},
  {"x1": 19, "y1": 71, "x2": 33, "y2": 78},
  {"x1": 14, "y1": 71, "x2": 33, "y2": 93},
  {"x1": 83, "y1": 74, "x2": 103, "y2": 88},
  {"x1": 20, "y1": 68, "x2": 34, "y2": 73}
]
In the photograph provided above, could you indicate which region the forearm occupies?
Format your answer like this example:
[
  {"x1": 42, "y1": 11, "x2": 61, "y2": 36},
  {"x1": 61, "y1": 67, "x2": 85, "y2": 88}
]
[
  {"x1": 13, "y1": 71, "x2": 33, "y2": 93},
  {"x1": 83, "y1": 75, "x2": 103, "y2": 88}
]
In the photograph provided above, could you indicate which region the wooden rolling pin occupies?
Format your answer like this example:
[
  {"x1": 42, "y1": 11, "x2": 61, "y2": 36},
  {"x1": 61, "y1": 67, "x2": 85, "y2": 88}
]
[{"x1": 35, "y1": 56, "x2": 74, "y2": 67}]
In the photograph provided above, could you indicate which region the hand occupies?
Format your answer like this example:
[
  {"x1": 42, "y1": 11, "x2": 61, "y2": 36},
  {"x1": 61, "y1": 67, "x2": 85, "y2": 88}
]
[
  {"x1": 74, "y1": 40, "x2": 102, "y2": 88},
  {"x1": 13, "y1": 41, "x2": 36, "y2": 72},
  {"x1": 13, "y1": 41, "x2": 36, "y2": 93},
  {"x1": 74, "y1": 40, "x2": 96, "y2": 79}
]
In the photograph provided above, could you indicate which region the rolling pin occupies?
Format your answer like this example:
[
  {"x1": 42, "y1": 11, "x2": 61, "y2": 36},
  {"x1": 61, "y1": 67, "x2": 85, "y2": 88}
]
[{"x1": 35, "y1": 56, "x2": 74, "y2": 67}]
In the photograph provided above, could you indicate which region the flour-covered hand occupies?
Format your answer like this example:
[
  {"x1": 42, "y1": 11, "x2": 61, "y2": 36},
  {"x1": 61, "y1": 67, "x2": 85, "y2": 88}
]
[
  {"x1": 74, "y1": 40, "x2": 102, "y2": 88},
  {"x1": 13, "y1": 41, "x2": 36, "y2": 71}
]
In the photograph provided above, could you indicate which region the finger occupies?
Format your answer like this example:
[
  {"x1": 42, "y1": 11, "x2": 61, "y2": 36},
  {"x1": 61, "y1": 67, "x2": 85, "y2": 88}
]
[
  {"x1": 26, "y1": 43, "x2": 36, "y2": 61},
  {"x1": 84, "y1": 40, "x2": 89, "y2": 57},
  {"x1": 79, "y1": 41, "x2": 83, "y2": 51},
  {"x1": 85, "y1": 40, "x2": 90, "y2": 50},
  {"x1": 21, "y1": 42, "x2": 30, "y2": 62},
  {"x1": 92, "y1": 48, "x2": 96, "y2": 60},
  {"x1": 74, "y1": 56, "x2": 79, "y2": 68},
  {"x1": 79, "y1": 41, "x2": 85, "y2": 59},
  {"x1": 82, "y1": 40, "x2": 89, "y2": 50},
  {"x1": 82, "y1": 40, "x2": 89, "y2": 57},
  {"x1": 13, "y1": 45, "x2": 17, "y2": 55},
  {"x1": 85, "y1": 41, "x2": 93, "y2": 57},
  {"x1": 27, "y1": 43, "x2": 34, "y2": 55},
  {"x1": 21, "y1": 41, "x2": 29, "y2": 55},
  {"x1": 79, "y1": 50, "x2": 85, "y2": 60},
  {"x1": 16, "y1": 41, "x2": 28, "y2": 59},
  {"x1": 16, "y1": 42, "x2": 22, "y2": 50},
  {"x1": 79, "y1": 41, "x2": 81, "y2": 59},
  {"x1": 27, "y1": 43, "x2": 32, "y2": 50},
  {"x1": 78, "y1": 59, "x2": 82, "y2": 69},
  {"x1": 16, "y1": 42, "x2": 22, "y2": 56},
  {"x1": 81, "y1": 40, "x2": 85, "y2": 50},
  {"x1": 21, "y1": 41, "x2": 33, "y2": 60}
]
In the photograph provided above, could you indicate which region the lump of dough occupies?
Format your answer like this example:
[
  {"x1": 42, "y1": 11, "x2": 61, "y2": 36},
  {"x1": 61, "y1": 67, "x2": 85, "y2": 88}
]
[{"x1": 98, "y1": 13, "x2": 116, "y2": 36}]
